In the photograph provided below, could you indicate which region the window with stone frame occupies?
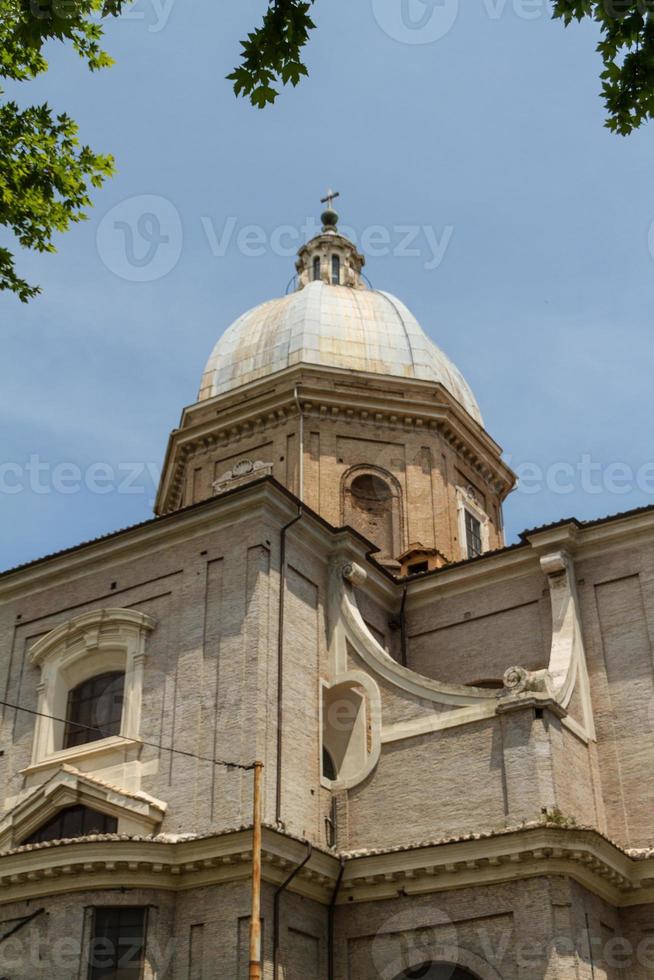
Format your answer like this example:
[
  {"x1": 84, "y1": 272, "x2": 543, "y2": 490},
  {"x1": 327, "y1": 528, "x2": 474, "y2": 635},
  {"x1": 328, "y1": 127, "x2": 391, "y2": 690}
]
[
  {"x1": 313, "y1": 255, "x2": 321, "y2": 281},
  {"x1": 464, "y1": 509, "x2": 483, "y2": 559},
  {"x1": 331, "y1": 253, "x2": 341, "y2": 284},
  {"x1": 88, "y1": 906, "x2": 147, "y2": 979},
  {"x1": 455, "y1": 485, "x2": 490, "y2": 563},
  {"x1": 27, "y1": 609, "x2": 153, "y2": 770}
]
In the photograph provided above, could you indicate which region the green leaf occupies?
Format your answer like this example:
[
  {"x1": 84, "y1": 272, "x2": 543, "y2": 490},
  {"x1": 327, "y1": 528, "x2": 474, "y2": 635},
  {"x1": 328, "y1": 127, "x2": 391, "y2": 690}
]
[
  {"x1": 228, "y1": 0, "x2": 316, "y2": 109},
  {"x1": 552, "y1": 0, "x2": 654, "y2": 134}
]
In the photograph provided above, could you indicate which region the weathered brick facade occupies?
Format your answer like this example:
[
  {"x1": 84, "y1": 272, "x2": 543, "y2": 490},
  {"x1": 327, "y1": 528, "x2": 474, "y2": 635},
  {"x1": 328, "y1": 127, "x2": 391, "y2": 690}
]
[{"x1": 2, "y1": 224, "x2": 653, "y2": 978}]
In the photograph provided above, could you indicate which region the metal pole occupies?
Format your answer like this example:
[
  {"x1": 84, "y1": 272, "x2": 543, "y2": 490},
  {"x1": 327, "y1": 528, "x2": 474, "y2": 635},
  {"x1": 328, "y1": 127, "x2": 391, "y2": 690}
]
[{"x1": 249, "y1": 761, "x2": 264, "y2": 980}]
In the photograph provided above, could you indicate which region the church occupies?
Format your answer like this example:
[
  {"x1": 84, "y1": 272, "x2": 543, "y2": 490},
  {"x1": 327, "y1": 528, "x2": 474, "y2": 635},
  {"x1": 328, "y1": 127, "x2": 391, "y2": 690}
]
[{"x1": 1, "y1": 198, "x2": 654, "y2": 979}]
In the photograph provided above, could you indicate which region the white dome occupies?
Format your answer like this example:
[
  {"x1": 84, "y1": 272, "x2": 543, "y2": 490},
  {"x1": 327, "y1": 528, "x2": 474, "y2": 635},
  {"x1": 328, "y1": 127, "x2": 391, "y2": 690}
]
[{"x1": 199, "y1": 281, "x2": 482, "y2": 425}]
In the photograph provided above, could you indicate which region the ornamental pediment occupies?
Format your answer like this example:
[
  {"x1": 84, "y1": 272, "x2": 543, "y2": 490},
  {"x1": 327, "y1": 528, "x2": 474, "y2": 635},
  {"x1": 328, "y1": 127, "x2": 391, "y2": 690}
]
[{"x1": 0, "y1": 765, "x2": 166, "y2": 852}]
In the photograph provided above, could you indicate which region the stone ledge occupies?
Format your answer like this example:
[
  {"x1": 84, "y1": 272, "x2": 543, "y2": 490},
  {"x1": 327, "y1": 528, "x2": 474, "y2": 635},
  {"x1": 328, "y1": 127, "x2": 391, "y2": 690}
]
[{"x1": 1, "y1": 822, "x2": 653, "y2": 910}]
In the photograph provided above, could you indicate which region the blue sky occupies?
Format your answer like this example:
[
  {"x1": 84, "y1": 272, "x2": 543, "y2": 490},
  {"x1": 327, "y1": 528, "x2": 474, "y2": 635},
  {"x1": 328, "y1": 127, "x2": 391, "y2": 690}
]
[{"x1": 2, "y1": 0, "x2": 654, "y2": 571}]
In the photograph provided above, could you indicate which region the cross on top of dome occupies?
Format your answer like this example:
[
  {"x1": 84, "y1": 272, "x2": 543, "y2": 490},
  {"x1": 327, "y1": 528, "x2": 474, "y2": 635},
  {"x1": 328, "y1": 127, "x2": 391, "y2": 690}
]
[
  {"x1": 295, "y1": 191, "x2": 365, "y2": 290},
  {"x1": 320, "y1": 188, "x2": 340, "y2": 231},
  {"x1": 320, "y1": 188, "x2": 339, "y2": 209}
]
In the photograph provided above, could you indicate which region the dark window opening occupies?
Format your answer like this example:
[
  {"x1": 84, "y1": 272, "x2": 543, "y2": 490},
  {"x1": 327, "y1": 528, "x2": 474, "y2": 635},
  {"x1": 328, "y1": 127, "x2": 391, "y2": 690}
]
[
  {"x1": 24, "y1": 805, "x2": 118, "y2": 845},
  {"x1": 331, "y1": 254, "x2": 340, "y2": 285},
  {"x1": 88, "y1": 906, "x2": 146, "y2": 980},
  {"x1": 312, "y1": 256, "x2": 321, "y2": 281},
  {"x1": 407, "y1": 561, "x2": 428, "y2": 575},
  {"x1": 64, "y1": 671, "x2": 125, "y2": 749},
  {"x1": 322, "y1": 745, "x2": 337, "y2": 781},
  {"x1": 465, "y1": 510, "x2": 483, "y2": 559}
]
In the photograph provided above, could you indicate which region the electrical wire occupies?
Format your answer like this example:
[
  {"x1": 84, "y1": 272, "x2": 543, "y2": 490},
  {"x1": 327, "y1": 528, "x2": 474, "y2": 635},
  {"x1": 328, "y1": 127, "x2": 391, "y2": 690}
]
[{"x1": 0, "y1": 699, "x2": 255, "y2": 772}]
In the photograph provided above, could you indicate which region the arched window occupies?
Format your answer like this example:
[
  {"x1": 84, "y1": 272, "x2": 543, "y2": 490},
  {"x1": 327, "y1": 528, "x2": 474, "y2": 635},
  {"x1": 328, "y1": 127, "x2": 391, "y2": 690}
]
[
  {"x1": 64, "y1": 671, "x2": 125, "y2": 749},
  {"x1": 313, "y1": 255, "x2": 321, "y2": 281},
  {"x1": 331, "y1": 253, "x2": 340, "y2": 284},
  {"x1": 343, "y1": 469, "x2": 402, "y2": 559},
  {"x1": 27, "y1": 608, "x2": 153, "y2": 772},
  {"x1": 23, "y1": 805, "x2": 118, "y2": 845}
]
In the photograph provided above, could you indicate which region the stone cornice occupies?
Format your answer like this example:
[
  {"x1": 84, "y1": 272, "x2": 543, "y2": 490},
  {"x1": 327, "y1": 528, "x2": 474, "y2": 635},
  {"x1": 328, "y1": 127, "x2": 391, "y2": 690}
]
[
  {"x1": 405, "y1": 504, "x2": 654, "y2": 608},
  {"x1": 340, "y1": 824, "x2": 653, "y2": 908},
  {"x1": 0, "y1": 478, "x2": 395, "y2": 610},
  {"x1": 1, "y1": 824, "x2": 653, "y2": 910},
  {"x1": 6, "y1": 468, "x2": 654, "y2": 628},
  {"x1": 0, "y1": 482, "x2": 279, "y2": 600},
  {"x1": 405, "y1": 544, "x2": 537, "y2": 608},
  {"x1": 0, "y1": 827, "x2": 337, "y2": 906},
  {"x1": 0, "y1": 481, "x2": 340, "y2": 601},
  {"x1": 156, "y1": 365, "x2": 516, "y2": 515},
  {"x1": 573, "y1": 510, "x2": 654, "y2": 560}
]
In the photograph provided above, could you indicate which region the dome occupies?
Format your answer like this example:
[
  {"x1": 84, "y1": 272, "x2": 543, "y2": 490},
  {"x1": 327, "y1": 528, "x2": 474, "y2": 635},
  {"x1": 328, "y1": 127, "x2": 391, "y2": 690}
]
[{"x1": 199, "y1": 281, "x2": 483, "y2": 425}]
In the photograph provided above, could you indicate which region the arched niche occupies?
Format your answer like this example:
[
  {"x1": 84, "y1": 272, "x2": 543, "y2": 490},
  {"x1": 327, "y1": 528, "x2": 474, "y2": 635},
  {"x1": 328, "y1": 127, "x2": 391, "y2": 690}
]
[
  {"x1": 321, "y1": 680, "x2": 368, "y2": 785},
  {"x1": 342, "y1": 465, "x2": 403, "y2": 559}
]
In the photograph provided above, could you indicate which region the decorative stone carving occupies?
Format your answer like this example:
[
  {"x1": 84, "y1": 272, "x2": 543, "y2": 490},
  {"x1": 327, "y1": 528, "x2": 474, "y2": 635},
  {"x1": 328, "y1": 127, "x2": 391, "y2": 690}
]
[
  {"x1": 233, "y1": 458, "x2": 256, "y2": 476},
  {"x1": 212, "y1": 458, "x2": 273, "y2": 494},
  {"x1": 501, "y1": 666, "x2": 554, "y2": 696},
  {"x1": 342, "y1": 561, "x2": 368, "y2": 588},
  {"x1": 465, "y1": 484, "x2": 478, "y2": 503}
]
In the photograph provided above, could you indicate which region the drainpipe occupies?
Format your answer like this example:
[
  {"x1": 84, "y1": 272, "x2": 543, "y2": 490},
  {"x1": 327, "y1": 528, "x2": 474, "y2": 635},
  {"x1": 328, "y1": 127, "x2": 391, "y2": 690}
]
[
  {"x1": 249, "y1": 761, "x2": 264, "y2": 980},
  {"x1": 272, "y1": 842, "x2": 313, "y2": 980},
  {"x1": 328, "y1": 857, "x2": 346, "y2": 980},
  {"x1": 275, "y1": 506, "x2": 303, "y2": 827},
  {"x1": 292, "y1": 384, "x2": 304, "y2": 502},
  {"x1": 399, "y1": 584, "x2": 408, "y2": 667}
]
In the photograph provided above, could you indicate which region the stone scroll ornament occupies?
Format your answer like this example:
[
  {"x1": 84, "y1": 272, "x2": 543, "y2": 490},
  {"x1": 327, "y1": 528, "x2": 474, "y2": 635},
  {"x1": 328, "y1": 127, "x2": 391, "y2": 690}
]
[{"x1": 500, "y1": 666, "x2": 555, "y2": 697}]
